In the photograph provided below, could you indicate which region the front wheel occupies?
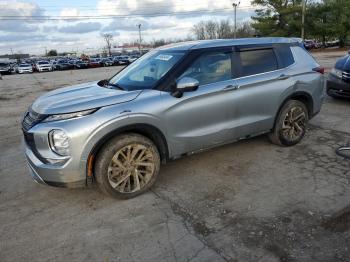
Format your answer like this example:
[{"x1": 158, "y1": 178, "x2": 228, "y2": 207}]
[
  {"x1": 268, "y1": 100, "x2": 309, "y2": 146},
  {"x1": 95, "y1": 133, "x2": 161, "y2": 199}
]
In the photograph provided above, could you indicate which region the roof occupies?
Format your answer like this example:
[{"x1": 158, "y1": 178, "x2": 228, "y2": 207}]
[{"x1": 157, "y1": 37, "x2": 302, "y2": 51}]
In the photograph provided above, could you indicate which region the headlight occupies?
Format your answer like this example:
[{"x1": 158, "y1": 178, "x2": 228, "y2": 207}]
[
  {"x1": 43, "y1": 108, "x2": 97, "y2": 122},
  {"x1": 331, "y1": 68, "x2": 343, "y2": 78},
  {"x1": 49, "y1": 129, "x2": 70, "y2": 156}
]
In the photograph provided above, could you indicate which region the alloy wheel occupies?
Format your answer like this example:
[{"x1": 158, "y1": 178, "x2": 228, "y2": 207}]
[
  {"x1": 281, "y1": 106, "x2": 307, "y2": 141},
  {"x1": 107, "y1": 144, "x2": 156, "y2": 193}
]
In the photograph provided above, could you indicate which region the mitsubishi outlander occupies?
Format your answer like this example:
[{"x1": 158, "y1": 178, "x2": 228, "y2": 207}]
[{"x1": 22, "y1": 38, "x2": 325, "y2": 198}]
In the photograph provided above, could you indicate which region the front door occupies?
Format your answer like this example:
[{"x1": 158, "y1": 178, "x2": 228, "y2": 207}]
[{"x1": 161, "y1": 49, "x2": 238, "y2": 156}]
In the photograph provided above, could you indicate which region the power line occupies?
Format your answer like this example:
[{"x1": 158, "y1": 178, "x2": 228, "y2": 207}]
[{"x1": 0, "y1": 7, "x2": 257, "y2": 20}]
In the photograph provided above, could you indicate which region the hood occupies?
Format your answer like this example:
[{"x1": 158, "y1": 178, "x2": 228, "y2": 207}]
[
  {"x1": 335, "y1": 54, "x2": 350, "y2": 71},
  {"x1": 31, "y1": 81, "x2": 142, "y2": 115}
]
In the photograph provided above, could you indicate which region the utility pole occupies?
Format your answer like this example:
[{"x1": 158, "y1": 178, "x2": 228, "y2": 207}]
[
  {"x1": 301, "y1": 0, "x2": 306, "y2": 40},
  {"x1": 137, "y1": 24, "x2": 142, "y2": 54},
  {"x1": 232, "y1": 1, "x2": 240, "y2": 39}
]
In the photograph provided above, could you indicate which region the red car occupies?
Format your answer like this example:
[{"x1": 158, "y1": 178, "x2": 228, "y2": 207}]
[{"x1": 88, "y1": 59, "x2": 101, "y2": 68}]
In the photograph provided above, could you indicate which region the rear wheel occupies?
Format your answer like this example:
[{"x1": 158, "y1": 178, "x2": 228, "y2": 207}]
[
  {"x1": 95, "y1": 133, "x2": 160, "y2": 199},
  {"x1": 268, "y1": 100, "x2": 308, "y2": 146}
]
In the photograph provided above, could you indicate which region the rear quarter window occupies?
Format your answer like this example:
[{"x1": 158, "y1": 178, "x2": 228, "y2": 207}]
[
  {"x1": 274, "y1": 45, "x2": 295, "y2": 68},
  {"x1": 237, "y1": 48, "x2": 278, "y2": 77}
]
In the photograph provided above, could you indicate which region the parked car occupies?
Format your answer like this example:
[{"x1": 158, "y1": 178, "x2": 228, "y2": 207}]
[
  {"x1": 74, "y1": 60, "x2": 88, "y2": 69},
  {"x1": 0, "y1": 62, "x2": 12, "y2": 75},
  {"x1": 88, "y1": 58, "x2": 101, "y2": 68},
  {"x1": 54, "y1": 60, "x2": 73, "y2": 70},
  {"x1": 304, "y1": 40, "x2": 315, "y2": 50},
  {"x1": 327, "y1": 51, "x2": 350, "y2": 98},
  {"x1": 113, "y1": 56, "x2": 129, "y2": 65},
  {"x1": 16, "y1": 63, "x2": 33, "y2": 74},
  {"x1": 128, "y1": 55, "x2": 139, "y2": 63},
  {"x1": 35, "y1": 61, "x2": 52, "y2": 72},
  {"x1": 22, "y1": 38, "x2": 324, "y2": 199},
  {"x1": 100, "y1": 58, "x2": 114, "y2": 67}
]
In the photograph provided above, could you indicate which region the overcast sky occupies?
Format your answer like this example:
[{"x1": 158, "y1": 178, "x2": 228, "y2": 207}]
[{"x1": 0, "y1": 0, "x2": 256, "y2": 55}]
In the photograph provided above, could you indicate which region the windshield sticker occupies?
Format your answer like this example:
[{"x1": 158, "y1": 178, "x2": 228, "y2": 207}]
[{"x1": 155, "y1": 54, "x2": 173, "y2": 61}]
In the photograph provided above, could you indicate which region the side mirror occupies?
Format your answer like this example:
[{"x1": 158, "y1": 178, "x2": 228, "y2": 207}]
[
  {"x1": 97, "y1": 79, "x2": 108, "y2": 87},
  {"x1": 176, "y1": 77, "x2": 199, "y2": 92}
]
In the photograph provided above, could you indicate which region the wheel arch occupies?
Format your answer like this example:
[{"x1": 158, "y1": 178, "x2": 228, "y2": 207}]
[
  {"x1": 86, "y1": 123, "x2": 169, "y2": 181},
  {"x1": 273, "y1": 91, "x2": 314, "y2": 129}
]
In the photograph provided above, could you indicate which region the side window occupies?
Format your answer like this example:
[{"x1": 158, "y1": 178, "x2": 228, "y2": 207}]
[
  {"x1": 179, "y1": 52, "x2": 232, "y2": 86},
  {"x1": 275, "y1": 45, "x2": 295, "y2": 68},
  {"x1": 238, "y1": 48, "x2": 278, "y2": 77}
]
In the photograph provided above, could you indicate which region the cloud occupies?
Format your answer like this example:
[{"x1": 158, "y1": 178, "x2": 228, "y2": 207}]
[
  {"x1": 59, "y1": 8, "x2": 80, "y2": 17},
  {"x1": 0, "y1": 21, "x2": 39, "y2": 32},
  {"x1": 0, "y1": 0, "x2": 44, "y2": 32},
  {"x1": 0, "y1": 0, "x2": 44, "y2": 17},
  {"x1": 102, "y1": 17, "x2": 177, "y2": 32},
  {"x1": 0, "y1": 34, "x2": 46, "y2": 42},
  {"x1": 58, "y1": 22, "x2": 102, "y2": 34},
  {"x1": 97, "y1": 0, "x2": 176, "y2": 16}
]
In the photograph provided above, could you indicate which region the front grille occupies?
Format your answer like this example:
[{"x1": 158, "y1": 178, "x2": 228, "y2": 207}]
[
  {"x1": 23, "y1": 131, "x2": 35, "y2": 148},
  {"x1": 342, "y1": 71, "x2": 350, "y2": 83},
  {"x1": 22, "y1": 109, "x2": 46, "y2": 131},
  {"x1": 22, "y1": 130, "x2": 49, "y2": 164}
]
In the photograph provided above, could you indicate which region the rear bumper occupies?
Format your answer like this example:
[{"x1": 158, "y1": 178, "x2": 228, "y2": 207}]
[{"x1": 327, "y1": 74, "x2": 350, "y2": 98}]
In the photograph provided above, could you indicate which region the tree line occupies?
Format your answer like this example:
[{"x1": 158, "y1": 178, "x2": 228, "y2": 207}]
[
  {"x1": 251, "y1": 0, "x2": 350, "y2": 46},
  {"x1": 190, "y1": 0, "x2": 350, "y2": 47}
]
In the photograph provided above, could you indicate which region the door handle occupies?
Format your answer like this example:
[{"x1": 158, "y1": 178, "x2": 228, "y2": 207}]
[
  {"x1": 223, "y1": 84, "x2": 239, "y2": 91},
  {"x1": 277, "y1": 74, "x2": 290, "y2": 80}
]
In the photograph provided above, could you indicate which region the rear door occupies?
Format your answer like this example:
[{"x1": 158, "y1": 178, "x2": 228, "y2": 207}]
[{"x1": 226, "y1": 45, "x2": 296, "y2": 139}]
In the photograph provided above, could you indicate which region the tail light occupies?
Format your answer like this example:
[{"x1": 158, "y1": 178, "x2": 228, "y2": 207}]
[{"x1": 313, "y1": 67, "x2": 325, "y2": 74}]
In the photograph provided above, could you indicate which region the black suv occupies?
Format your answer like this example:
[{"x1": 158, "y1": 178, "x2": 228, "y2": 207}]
[
  {"x1": 327, "y1": 51, "x2": 350, "y2": 98},
  {"x1": 0, "y1": 62, "x2": 12, "y2": 75}
]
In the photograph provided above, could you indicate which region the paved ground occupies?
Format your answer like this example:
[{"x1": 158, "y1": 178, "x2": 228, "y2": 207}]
[{"x1": 0, "y1": 52, "x2": 349, "y2": 262}]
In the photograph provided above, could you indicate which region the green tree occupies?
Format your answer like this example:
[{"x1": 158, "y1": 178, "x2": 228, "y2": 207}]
[
  {"x1": 252, "y1": 0, "x2": 350, "y2": 46},
  {"x1": 251, "y1": 0, "x2": 303, "y2": 37},
  {"x1": 47, "y1": 49, "x2": 57, "y2": 56},
  {"x1": 329, "y1": 0, "x2": 350, "y2": 46}
]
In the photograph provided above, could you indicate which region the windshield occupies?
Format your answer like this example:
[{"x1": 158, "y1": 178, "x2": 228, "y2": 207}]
[
  {"x1": 19, "y1": 64, "x2": 30, "y2": 67},
  {"x1": 109, "y1": 50, "x2": 185, "y2": 91},
  {"x1": 0, "y1": 63, "x2": 9, "y2": 66},
  {"x1": 38, "y1": 61, "x2": 49, "y2": 65}
]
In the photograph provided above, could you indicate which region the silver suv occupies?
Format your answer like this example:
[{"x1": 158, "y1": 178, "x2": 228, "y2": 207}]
[{"x1": 22, "y1": 38, "x2": 324, "y2": 198}]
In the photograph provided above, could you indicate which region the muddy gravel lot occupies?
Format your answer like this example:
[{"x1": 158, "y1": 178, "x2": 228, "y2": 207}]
[{"x1": 0, "y1": 52, "x2": 349, "y2": 262}]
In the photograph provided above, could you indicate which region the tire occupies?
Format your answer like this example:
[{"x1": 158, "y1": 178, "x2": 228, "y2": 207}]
[
  {"x1": 94, "y1": 133, "x2": 161, "y2": 199},
  {"x1": 268, "y1": 100, "x2": 309, "y2": 146}
]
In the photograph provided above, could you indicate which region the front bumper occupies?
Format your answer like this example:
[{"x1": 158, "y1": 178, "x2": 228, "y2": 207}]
[
  {"x1": 38, "y1": 68, "x2": 51, "y2": 72},
  {"x1": 25, "y1": 145, "x2": 86, "y2": 188},
  {"x1": 327, "y1": 74, "x2": 350, "y2": 98},
  {"x1": 19, "y1": 69, "x2": 33, "y2": 73}
]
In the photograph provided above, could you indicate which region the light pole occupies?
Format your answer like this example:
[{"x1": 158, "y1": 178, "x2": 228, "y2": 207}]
[
  {"x1": 301, "y1": 0, "x2": 306, "y2": 40},
  {"x1": 137, "y1": 24, "x2": 142, "y2": 54},
  {"x1": 232, "y1": 1, "x2": 240, "y2": 39}
]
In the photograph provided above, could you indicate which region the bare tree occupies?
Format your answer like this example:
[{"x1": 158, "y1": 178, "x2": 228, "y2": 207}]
[
  {"x1": 192, "y1": 19, "x2": 255, "y2": 40},
  {"x1": 218, "y1": 19, "x2": 234, "y2": 38},
  {"x1": 237, "y1": 22, "x2": 255, "y2": 38},
  {"x1": 205, "y1": 20, "x2": 218, "y2": 39},
  {"x1": 103, "y1": 33, "x2": 113, "y2": 56},
  {"x1": 192, "y1": 21, "x2": 206, "y2": 40}
]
